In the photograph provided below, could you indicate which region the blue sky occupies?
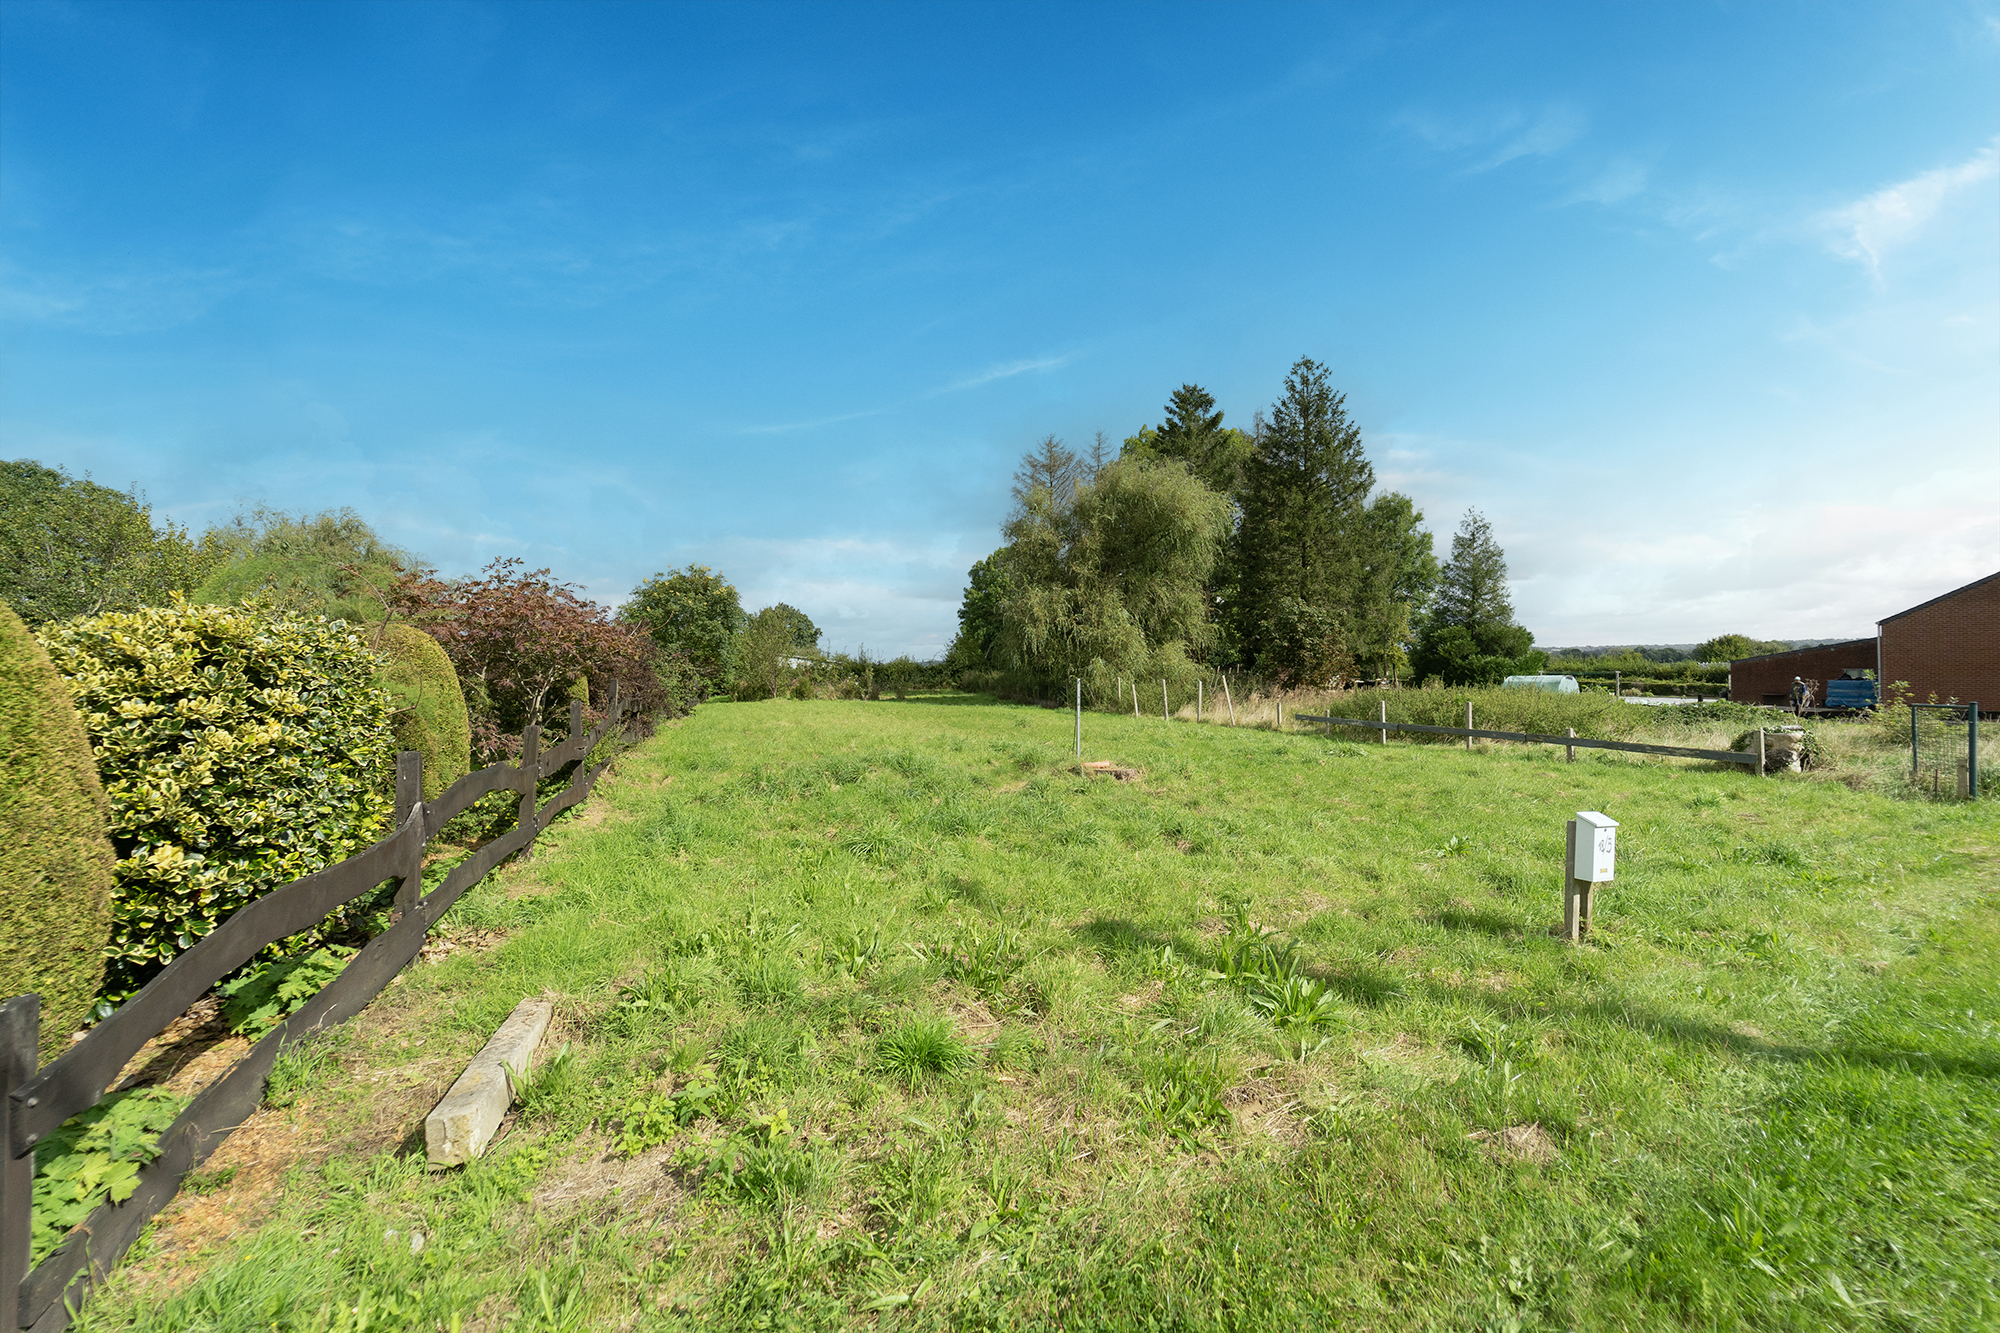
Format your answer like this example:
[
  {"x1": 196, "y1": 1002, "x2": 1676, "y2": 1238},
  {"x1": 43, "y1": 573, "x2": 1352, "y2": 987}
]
[{"x1": 4, "y1": 0, "x2": 1995, "y2": 655}]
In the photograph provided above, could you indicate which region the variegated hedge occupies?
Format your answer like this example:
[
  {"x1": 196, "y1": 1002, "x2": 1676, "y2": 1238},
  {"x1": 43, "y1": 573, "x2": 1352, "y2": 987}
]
[{"x1": 37, "y1": 601, "x2": 392, "y2": 1002}]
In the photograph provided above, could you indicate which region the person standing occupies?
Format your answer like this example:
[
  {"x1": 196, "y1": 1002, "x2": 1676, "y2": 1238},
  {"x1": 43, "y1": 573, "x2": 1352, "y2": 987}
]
[{"x1": 1789, "y1": 676, "x2": 1809, "y2": 715}]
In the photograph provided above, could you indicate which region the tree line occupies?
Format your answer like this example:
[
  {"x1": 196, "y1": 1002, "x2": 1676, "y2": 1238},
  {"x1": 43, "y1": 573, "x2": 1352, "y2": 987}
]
[
  {"x1": 0, "y1": 459, "x2": 906, "y2": 738},
  {"x1": 947, "y1": 358, "x2": 1540, "y2": 697}
]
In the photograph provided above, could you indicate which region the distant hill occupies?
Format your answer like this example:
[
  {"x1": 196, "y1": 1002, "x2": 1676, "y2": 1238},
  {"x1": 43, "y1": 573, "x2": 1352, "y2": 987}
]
[{"x1": 1540, "y1": 639, "x2": 1862, "y2": 662}]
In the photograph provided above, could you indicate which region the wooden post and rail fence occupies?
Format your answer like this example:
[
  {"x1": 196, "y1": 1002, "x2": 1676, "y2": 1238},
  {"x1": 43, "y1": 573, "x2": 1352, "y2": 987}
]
[
  {"x1": 2, "y1": 689, "x2": 637, "y2": 1332},
  {"x1": 1289, "y1": 710, "x2": 1764, "y2": 771}
]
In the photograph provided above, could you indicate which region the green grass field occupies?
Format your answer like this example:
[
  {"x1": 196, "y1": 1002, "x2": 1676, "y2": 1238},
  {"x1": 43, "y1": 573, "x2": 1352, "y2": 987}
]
[{"x1": 81, "y1": 696, "x2": 1998, "y2": 1331}]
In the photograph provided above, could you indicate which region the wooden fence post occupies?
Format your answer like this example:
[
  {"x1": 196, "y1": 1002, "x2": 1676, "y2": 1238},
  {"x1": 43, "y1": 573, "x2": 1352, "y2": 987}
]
[
  {"x1": 1223, "y1": 675, "x2": 1236, "y2": 724},
  {"x1": 393, "y1": 750, "x2": 424, "y2": 917},
  {"x1": 1756, "y1": 727, "x2": 1766, "y2": 778},
  {"x1": 1562, "y1": 820, "x2": 1589, "y2": 943},
  {"x1": 1380, "y1": 700, "x2": 1388, "y2": 745},
  {"x1": 1566, "y1": 726, "x2": 1575, "y2": 763},
  {"x1": 1, "y1": 994, "x2": 38, "y2": 1332},
  {"x1": 517, "y1": 725, "x2": 542, "y2": 858},
  {"x1": 570, "y1": 698, "x2": 584, "y2": 743},
  {"x1": 1466, "y1": 702, "x2": 1473, "y2": 752},
  {"x1": 1197, "y1": 680, "x2": 1202, "y2": 722},
  {"x1": 1162, "y1": 679, "x2": 1170, "y2": 722}
]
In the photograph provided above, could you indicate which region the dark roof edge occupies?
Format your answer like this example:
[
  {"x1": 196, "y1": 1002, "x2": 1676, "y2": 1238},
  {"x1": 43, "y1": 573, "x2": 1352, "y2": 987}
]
[
  {"x1": 1731, "y1": 637, "x2": 1877, "y2": 667},
  {"x1": 1878, "y1": 570, "x2": 2000, "y2": 625}
]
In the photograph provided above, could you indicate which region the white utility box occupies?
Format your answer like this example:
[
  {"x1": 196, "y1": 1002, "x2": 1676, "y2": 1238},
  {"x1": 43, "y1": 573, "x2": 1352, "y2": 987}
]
[{"x1": 1572, "y1": 811, "x2": 1618, "y2": 882}]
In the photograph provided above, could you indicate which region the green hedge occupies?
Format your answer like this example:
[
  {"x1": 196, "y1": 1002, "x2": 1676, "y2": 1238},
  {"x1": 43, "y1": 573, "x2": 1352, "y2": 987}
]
[
  {"x1": 38, "y1": 601, "x2": 393, "y2": 1002},
  {"x1": 0, "y1": 605, "x2": 117, "y2": 1060},
  {"x1": 377, "y1": 623, "x2": 471, "y2": 800}
]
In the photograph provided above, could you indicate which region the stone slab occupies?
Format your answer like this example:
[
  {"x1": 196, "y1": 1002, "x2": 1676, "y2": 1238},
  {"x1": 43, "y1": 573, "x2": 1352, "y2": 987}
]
[{"x1": 425, "y1": 997, "x2": 552, "y2": 1165}]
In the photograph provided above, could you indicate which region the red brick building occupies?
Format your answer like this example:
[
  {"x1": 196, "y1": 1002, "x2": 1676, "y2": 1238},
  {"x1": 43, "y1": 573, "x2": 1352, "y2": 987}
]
[
  {"x1": 1725, "y1": 571, "x2": 2000, "y2": 708},
  {"x1": 1879, "y1": 571, "x2": 2000, "y2": 708},
  {"x1": 1729, "y1": 638, "x2": 1877, "y2": 706}
]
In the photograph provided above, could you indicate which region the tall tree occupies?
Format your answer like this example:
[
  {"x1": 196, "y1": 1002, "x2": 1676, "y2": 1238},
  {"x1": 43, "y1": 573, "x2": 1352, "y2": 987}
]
[
  {"x1": 948, "y1": 551, "x2": 1013, "y2": 668},
  {"x1": 1410, "y1": 509, "x2": 1539, "y2": 685},
  {"x1": 0, "y1": 460, "x2": 218, "y2": 625},
  {"x1": 1225, "y1": 358, "x2": 1379, "y2": 684},
  {"x1": 1121, "y1": 384, "x2": 1255, "y2": 498},
  {"x1": 995, "y1": 454, "x2": 1229, "y2": 692},
  {"x1": 1010, "y1": 435, "x2": 1081, "y2": 519},
  {"x1": 621, "y1": 564, "x2": 744, "y2": 691},
  {"x1": 770, "y1": 603, "x2": 822, "y2": 651},
  {"x1": 1349, "y1": 491, "x2": 1439, "y2": 680}
]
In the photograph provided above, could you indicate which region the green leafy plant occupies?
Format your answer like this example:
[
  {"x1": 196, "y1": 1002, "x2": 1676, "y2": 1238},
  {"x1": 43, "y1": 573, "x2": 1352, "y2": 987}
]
[
  {"x1": 508, "y1": 1044, "x2": 581, "y2": 1123},
  {"x1": 31, "y1": 1086, "x2": 188, "y2": 1264},
  {"x1": 615, "y1": 1081, "x2": 721, "y2": 1157},
  {"x1": 216, "y1": 945, "x2": 356, "y2": 1037},
  {"x1": 876, "y1": 1016, "x2": 972, "y2": 1085},
  {"x1": 941, "y1": 926, "x2": 1027, "y2": 1000},
  {"x1": 37, "y1": 599, "x2": 394, "y2": 1002},
  {"x1": 1135, "y1": 1049, "x2": 1232, "y2": 1143}
]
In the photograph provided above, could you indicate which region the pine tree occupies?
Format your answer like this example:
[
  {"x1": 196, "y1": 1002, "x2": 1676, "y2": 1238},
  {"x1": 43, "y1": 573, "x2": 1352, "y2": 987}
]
[
  {"x1": 1226, "y1": 357, "x2": 1379, "y2": 683},
  {"x1": 1410, "y1": 509, "x2": 1538, "y2": 685},
  {"x1": 1431, "y1": 509, "x2": 1513, "y2": 632},
  {"x1": 1124, "y1": 384, "x2": 1253, "y2": 497}
]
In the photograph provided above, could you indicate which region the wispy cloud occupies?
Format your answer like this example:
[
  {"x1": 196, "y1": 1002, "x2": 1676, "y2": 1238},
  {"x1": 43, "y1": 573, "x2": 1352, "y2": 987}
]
[
  {"x1": 736, "y1": 353, "x2": 1070, "y2": 435},
  {"x1": 929, "y1": 355, "x2": 1069, "y2": 396},
  {"x1": 1822, "y1": 140, "x2": 1999, "y2": 281},
  {"x1": 1397, "y1": 103, "x2": 1587, "y2": 171},
  {"x1": 0, "y1": 262, "x2": 246, "y2": 334}
]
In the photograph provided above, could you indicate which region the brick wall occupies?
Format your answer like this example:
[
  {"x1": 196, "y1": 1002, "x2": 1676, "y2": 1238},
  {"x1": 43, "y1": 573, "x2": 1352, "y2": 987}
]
[
  {"x1": 1730, "y1": 638, "x2": 1878, "y2": 706},
  {"x1": 1880, "y1": 572, "x2": 2000, "y2": 708}
]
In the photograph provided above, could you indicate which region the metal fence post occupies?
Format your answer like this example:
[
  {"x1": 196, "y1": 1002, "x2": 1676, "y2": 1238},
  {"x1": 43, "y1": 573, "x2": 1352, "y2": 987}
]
[
  {"x1": 1, "y1": 994, "x2": 39, "y2": 1331},
  {"x1": 1911, "y1": 704, "x2": 1919, "y2": 779},
  {"x1": 1972, "y1": 704, "x2": 1981, "y2": 801},
  {"x1": 1380, "y1": 700, "x2": 1388, "y2": 745},
  {"x1": 1465, "y1": 701, "x2": 1473, "y2": 752},
  {"x1": 1074, "y1": 679, "x2": 1081, "y2": 766}
]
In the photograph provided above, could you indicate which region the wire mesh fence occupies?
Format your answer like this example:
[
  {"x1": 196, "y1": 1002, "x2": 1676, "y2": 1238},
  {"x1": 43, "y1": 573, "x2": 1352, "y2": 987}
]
[{"x1": 1908, "y1": 704, "x2": 1986, "y2": 800}]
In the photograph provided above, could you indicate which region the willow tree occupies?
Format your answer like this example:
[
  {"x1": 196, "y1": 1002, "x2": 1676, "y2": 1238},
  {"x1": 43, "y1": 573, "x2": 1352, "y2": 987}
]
[{"x1": 995, "y1": 454, "x2": 1230, "y2": 700}]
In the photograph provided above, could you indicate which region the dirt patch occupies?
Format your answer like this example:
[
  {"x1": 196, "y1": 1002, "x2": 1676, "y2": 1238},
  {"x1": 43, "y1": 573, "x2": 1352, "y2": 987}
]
[
  {"x1": 420, "y1": 928, "x2": 505, "y2": 965},
  {"x1": 1081, "y1": 762, "x2": 1141, "y2": 782},
  {"x1": 1224, "y1": 1075, "x2": 1306, "y2": 1146},
  {"x1": 532, "y1": 1136, "x2": 688, "y2": 1219},
  {"x1": 112, "y1": 996, "x2": 249, "y2": 1096},
  {"x1": 1114, "y1": 980, "x2": 1165, "y2": 1012},
  {"x1": 1469, "y1": 1122, "x2": 1558, "y2": 1166}
]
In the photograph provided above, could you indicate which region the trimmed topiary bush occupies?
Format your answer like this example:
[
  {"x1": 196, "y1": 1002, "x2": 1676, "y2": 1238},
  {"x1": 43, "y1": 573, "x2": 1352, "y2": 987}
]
[
  {"x1": 376, "y1": 623, "x2": 471, "y2": 800},
  {"x1": 0, "y1": 605, "x2": 117, "y2": 1061},
  {"x1": 37, "y1": 601, "x2": 393, "y2": 1002}
]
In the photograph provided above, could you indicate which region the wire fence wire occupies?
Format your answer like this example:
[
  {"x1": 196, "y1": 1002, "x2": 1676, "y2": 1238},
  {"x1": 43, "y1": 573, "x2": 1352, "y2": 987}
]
[{"x1": 1908, "y1": 705, "x2": 1986, "y2": 800}]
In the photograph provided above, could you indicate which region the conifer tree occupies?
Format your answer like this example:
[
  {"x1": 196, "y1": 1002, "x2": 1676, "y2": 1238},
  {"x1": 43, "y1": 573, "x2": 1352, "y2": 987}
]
[
  {"x1": 1410, "y1": 509, "x2": 1539, "y2": 685},
  {"x1": 1226, "y1": 357, "x2": 1378, "y2": 684}
]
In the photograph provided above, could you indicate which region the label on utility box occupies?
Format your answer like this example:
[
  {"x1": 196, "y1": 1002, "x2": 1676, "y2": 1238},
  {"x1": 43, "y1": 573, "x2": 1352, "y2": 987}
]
[{"x1": 1572, "y1": 811, "x2": 1617, "y2": 882}]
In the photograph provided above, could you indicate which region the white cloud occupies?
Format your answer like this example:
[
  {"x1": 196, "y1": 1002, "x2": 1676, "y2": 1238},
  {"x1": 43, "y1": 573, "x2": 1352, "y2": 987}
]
[
  {"x1": 1823, "y1": 141, "x2": 1999, "y2": 281},
  {"x1": 931, "y1": 356, "x2": 1070, "y2": 395},
  {"x1": 1398, "y1": 103, "x2": 1587, "y2": 171}
]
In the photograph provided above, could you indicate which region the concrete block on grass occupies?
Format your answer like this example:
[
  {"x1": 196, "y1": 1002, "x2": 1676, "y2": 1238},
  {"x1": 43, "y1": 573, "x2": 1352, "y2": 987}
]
[{"x1": 425, "y1": 998, "x2": 552, "y2": 1165}]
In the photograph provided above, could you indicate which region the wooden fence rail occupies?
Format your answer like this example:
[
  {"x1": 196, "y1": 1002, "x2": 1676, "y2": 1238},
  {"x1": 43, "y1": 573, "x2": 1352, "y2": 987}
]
[
  {"x1": 1291, "y1": 713, "x2": 1760, "y2": 769},
  {"x1": 2, "y1": 690, "x2": 636, "y2": 1332}
]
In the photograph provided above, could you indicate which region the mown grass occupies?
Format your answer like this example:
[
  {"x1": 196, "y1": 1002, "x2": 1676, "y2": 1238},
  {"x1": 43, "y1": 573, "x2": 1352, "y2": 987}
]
[{"x1": 79, "y1": 695, "x2": 1998, "y2": 1331}]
